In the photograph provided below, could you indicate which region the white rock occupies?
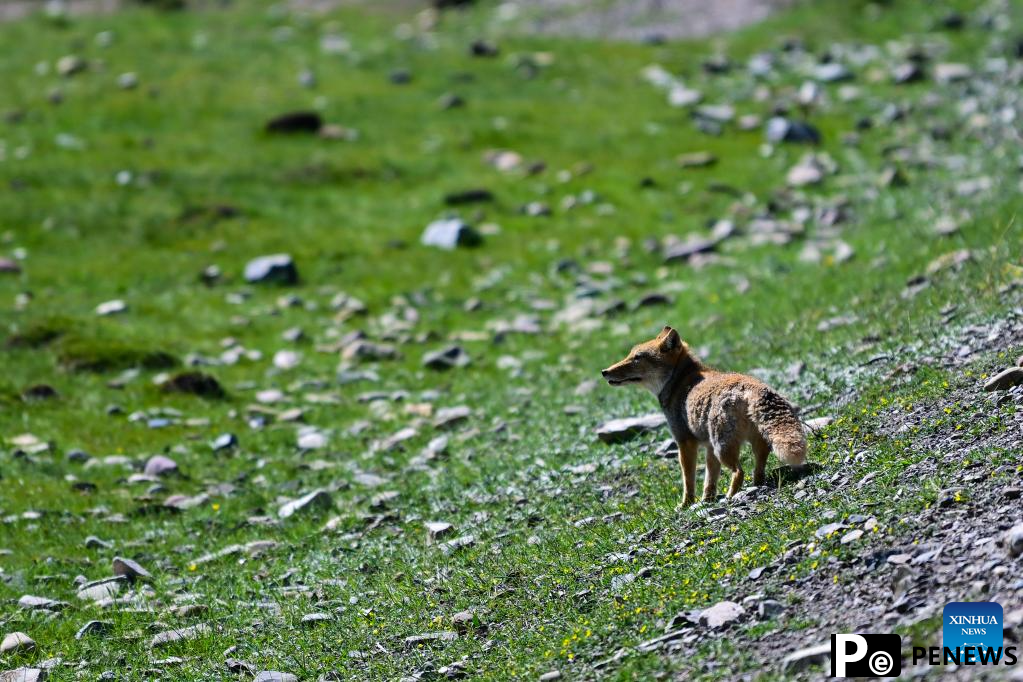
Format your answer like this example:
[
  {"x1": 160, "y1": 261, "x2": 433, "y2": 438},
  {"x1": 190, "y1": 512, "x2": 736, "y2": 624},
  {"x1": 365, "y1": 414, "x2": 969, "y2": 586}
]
[
  {"x1": 95, "y1": 299, "x2": 127, "y2": 316},
  {"x1": 0, "y1": 632, "x2": 35, "y2": 654}
]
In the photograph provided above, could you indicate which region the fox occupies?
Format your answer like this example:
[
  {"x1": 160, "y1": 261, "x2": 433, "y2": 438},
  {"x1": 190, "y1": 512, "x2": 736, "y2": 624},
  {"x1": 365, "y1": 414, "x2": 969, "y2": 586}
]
[{"x1": 601, "y1": 326, "x2": 807, "y2": 505}]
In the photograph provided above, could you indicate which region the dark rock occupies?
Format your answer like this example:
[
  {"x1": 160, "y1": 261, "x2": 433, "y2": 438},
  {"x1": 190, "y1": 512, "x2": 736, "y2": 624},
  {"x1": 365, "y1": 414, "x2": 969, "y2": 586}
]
[
  {"x1": 75, "y1": 620, "x2": 113, "y2": 639},
  {"x1": 21, "y1": 384, "x2": 58, "y2": 401},
  {"x1": 244, "y1": 254, "x2": 298, "y2": 285},
  {"x1": 112, "y1": 556, "x2": 151, "y2": 581},
  {"x1": 423, "y1": 345, "x2": 471, "y2": 370},
  {"x1": 765, "y1": 117, "x2": 821, "y2": 144},
  {"x1": 161, "y1": 372, "x2": 225, "y2": 398},
  {"x1": 266, "y1": 111, "x2": 322, "y2": 134},
  {"x1": 470, "y1": 40, "x2": 499, "y2": 57},
  {"x1": 444, "y1": 189, "x2": 494, "y2": 206}
]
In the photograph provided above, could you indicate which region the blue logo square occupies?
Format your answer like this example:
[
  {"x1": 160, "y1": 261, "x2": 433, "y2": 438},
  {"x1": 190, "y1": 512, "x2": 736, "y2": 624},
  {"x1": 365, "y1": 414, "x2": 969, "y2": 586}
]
[{"x1": 943, "y1": 602, "x2": 1003, "y2": 659}]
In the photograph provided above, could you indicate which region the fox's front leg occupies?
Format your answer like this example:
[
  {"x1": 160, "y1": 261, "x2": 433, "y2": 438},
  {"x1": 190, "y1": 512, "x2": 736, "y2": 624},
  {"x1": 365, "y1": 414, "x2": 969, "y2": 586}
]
[{"x1": 678, "y1": 439, "x2": 699, "y2": 505}]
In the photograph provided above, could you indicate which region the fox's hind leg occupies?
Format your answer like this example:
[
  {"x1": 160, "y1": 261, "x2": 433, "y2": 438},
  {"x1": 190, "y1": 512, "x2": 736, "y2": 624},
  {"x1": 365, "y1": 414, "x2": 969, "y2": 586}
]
[
  {"x1": 713, "y1": 438, "x2": 744, "y2": 498},
  {"x1": 750, "y1": 432, "x2": 770, "y2": 487},
  {"x1": 702, "y1": 445, "x2": 720, "y2": 502}
]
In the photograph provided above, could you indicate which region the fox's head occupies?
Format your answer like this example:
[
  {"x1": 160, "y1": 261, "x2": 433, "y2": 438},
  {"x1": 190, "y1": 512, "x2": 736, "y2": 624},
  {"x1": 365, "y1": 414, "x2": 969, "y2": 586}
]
[{"x1": 601, "y1": 326, "x2": 690, "y2": 395}]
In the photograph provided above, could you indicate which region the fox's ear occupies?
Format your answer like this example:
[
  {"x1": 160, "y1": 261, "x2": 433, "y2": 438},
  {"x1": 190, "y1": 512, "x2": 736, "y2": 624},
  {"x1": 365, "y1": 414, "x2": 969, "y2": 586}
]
[
  {"x1": 660, "y1": 327, "x2": 681, "y2": 352},
  {"x1": 659, "y1": 325, "x2": 674, "y2": 338}
]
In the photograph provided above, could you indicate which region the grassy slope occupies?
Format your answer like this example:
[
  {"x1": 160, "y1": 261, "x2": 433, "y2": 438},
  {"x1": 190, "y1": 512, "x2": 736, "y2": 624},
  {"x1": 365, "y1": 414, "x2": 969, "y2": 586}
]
[{"x1": 0, "y1": 0, "x2": 1021, "y2": 679}]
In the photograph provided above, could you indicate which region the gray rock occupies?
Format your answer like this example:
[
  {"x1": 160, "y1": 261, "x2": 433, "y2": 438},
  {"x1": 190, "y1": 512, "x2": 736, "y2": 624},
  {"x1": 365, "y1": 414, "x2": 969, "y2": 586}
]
[
  {"x1": 0, "y1": 669, "x2": 47, "y2": 682},
  {"x1": 143, "y1": 455, "x2": 178, "y2": 477},
  {"x1": 112, "y1": 556, "x2": 151, "y2": 581},
  {"x1": 815, "y1": 522, "x2": 848, "y2": 539},
  {"x1": 814, "y1": 62, "x2": 852, "y2": 82},
  {"x1": 421, "y1": 219, "x2": 482, "y2": 250},
  {"x1": 595, "y1": 413, "x2": 666, "y2": 444},
  {"x1": 1006, "y1": 524, "x2": 1023, "y2": 558},
  {"x1": 253, "y1": 673, "x2": 298, "y2": 682},
  {"x1": 663, "y1": 237, "x2": 717, "y2": 263},
  {"x1": 699, "y1": 601, "x2": 744, "y2": 628},
  {"x1": 423, "y1": 346, "x2": 471, "y2": 370},
  {"x1": 150, "y1": 624, "x2": 211, "y2": 648},
  {"x1": 934, "y1": 63, "x2": 972, "y2": 84},
  {"x1": 781, "y1": 642, "x2": 831, "y2": 672},
  {"x1": 279, "y1": 489, "x2": 333, "y2": 519},
  {"x1": 0, "y1": 632, "x2": 35, "y2": 654},
  {"x1": 17, "y1": 595, "x2": 66, "y2": 611},
  {"x1": 300, "y1": 613, "x2": 331, "y2": 626},
  {"x1": 765, "y1": 117, "x2": 821, "y2": 144},
  {"x1": 426, "y1": 522, "x2": 454, "y2": 542},
  {"x1": 758, "y1": 599, "x2": 784, "y2": 619},
  {"x1": 77, "y1": 577, "x2": 124, "y2": 602},
  {"x1": 983, "y1": 367, "x2": 1023, "y2": 392},
  {"x1": 75, "y1": 621, "x2": 113, "y2": 640},
  {"x1": 244, "y1": 254, "x2": 298, "y2": 285},
  {"x1": 433, "y1": 406, "x2": 471, "y2": 429},
  {"x1": 539, "y1": 673, "x2": 562, "y2": 682}
]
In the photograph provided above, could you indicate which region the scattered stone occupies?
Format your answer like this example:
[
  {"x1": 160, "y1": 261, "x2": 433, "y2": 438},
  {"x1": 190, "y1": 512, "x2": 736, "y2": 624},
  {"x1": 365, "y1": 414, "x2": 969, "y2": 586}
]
[
  {"x1": 161, "y1": 371, "x2": 225, "y2": 398},
  {"x1": 438, "y1": 535, "x2": 476, "y2": 555},
  {"x1": 426, "y1": 522, "x2": 454, "y2": 542},
  {"x1": 423, "y1": 345, "x2": 471, "y2": 370},
  {"x1": 433, "y1": 406, "x2": 471, "y2": 429},
  {"x1": 595, "y1": 413, "x2": 666, "y2": 444},
  {"x1": 212, "y1": 433, "x2": 238, "y2": 451},
  {"x1": 95, "y1": 299, "x2": 127, "y2": 316},
  {"x1": 21, "y1": 384, "x2": 58, "y2": 401},
  {"x1": 279, "y1": 489, "x2": 333, "y2": 519},
  {"x1": 814, "y1": 62, "x2": 851, "y2": 82},
  {"x1": 266, "y1": 111, "x2": 322, "y2": 134},
  {"x1": 0, "y1": 258, "x2": 22, "y2": 274},
  {"x1": 470, "y1": 39, "x2": 499, "y2": 57},
  {"x1": 143, "y1": 455, "x2": 178, "y2": 477},
  {"x1": 676, "y1": 151, "x2": 716, "y2": 168},
  {"x1": 539, "y1": 672, "x2": 562, "y2": 682},
  {"x1": 983, "y1": 367, "x2": 1023, "y2": 392},
  {"x1": 781, "y1": 643, "x2": 831, "y2": 672},
  {"x1": 244, "y1": 254, "x2": 298, "y2": 285},
  {"x1": 150, "y1": 624, "x2": 211, "y2": 648},
  {"x1": 112, "y1": 556, "x2": 151, "y2": 581},
  {"x1": 451, "y1": 610, "x2": 475, "y2": 630},
  {"x1": 17, "y1": 595, "x2": 66, "y2": 611},
  {"x1": 786, "y1": 155, "x2": 826, "y2": 187},
  {"x1": 77, "y1": 577, "x2": 123, "y2": 602},
  {"x1": 758, "y1": 599, "x2": 784, "y2": 619},
  {"x1": 663, "y1": 236, "x2": 717, "y2": 263},
  {"x1": 814, "y1": 522, "x2": 847, "y2": 539},
  {"x1": 254, "y1": 673, "x2": 297, "y2": 682},
  {"x1": 57, "y1": 55, "x2": 87, "y2": 77},
  {"x1": 934, "y1": 63, "x2": 972, "y2": 84},
  {"x1": 444, "y1": 188, "x2": 493, "y2": 206},
  {"x1": 699, "y1": 601, "x2": 745, "y2": 628},
  {"x1": 75, "y1": 621, "x2": 112, "y2": 640},
  {"x1": 766, "y1": 117, "x2": 821, "y2": 144},
  {"x1": 1006, "y1": 524, "x2": 1023, "y2": 558},
  {"x1": 840, "y1": 529, "x2": 864, "y2": 545},
  {"x1": 0, "y1": 670, "x2": 46, "y2": 682},
  {"x1": 0, "y1": 632, "x2": 35, "y2": 654},
  {"x1": 300, "y1": 613, "x2": 331, "y2": 627},
  {"x1": 421, "y1": 219, "x2": 482, "y2": 250}
]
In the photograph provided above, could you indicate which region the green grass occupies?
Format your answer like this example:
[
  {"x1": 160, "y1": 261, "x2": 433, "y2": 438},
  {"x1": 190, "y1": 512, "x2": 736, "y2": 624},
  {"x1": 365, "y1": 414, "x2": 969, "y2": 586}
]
[{"x1": 1, "y1": 0, "x2": 1022, "y2": 679}]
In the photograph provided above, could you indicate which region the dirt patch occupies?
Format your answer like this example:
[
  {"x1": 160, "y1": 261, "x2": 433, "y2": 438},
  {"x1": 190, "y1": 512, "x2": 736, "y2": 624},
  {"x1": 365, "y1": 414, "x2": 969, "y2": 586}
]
[
  {"x1": 2, "y1": 0, "x2": 797, "y2": 41},
  {"x1": 509, "y1": 0, "x2": 797, "y2": 42}
]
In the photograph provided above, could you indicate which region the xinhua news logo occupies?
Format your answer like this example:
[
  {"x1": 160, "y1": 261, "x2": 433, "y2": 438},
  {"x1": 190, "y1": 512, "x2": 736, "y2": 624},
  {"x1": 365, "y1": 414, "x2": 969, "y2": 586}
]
[
  {"x1": 830, "y1": 634, "x2": 901, "y2": 677},
  {"x1": 830, "y1": 602, "x2": 1019, "y2": 678}
]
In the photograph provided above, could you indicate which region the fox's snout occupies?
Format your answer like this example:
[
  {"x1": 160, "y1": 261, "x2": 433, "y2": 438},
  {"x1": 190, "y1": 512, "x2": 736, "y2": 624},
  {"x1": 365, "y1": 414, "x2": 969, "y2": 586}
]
[{"x1": 600, "y1": 368, "x2": 611, "y2": 378}]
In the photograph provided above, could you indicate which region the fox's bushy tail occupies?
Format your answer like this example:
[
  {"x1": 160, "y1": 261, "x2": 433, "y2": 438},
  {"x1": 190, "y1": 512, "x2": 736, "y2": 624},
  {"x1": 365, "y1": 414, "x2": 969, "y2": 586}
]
[{"x1": 752, "y1": 388, "x2": 807, "y2": 466}]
